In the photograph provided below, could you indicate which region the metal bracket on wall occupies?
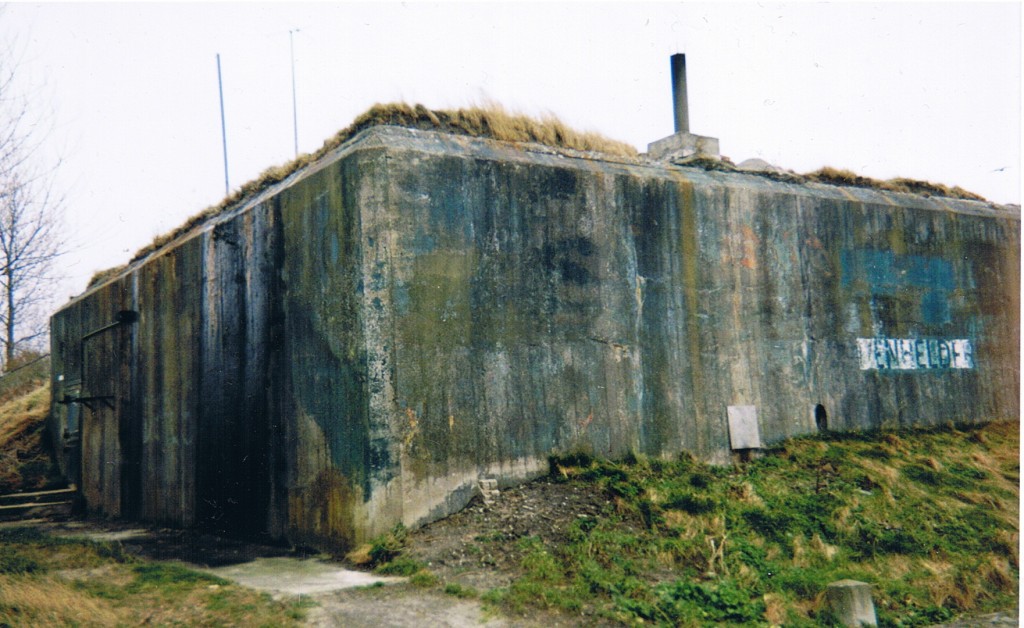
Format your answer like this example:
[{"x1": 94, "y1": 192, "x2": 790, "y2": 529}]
[{"x1": 59, "y1": 394, "x2": 115, "y2": 412}]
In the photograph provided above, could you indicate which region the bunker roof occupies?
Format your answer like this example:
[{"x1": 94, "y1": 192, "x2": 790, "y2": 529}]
[{"x1": 85, "y1": 102, "x2": 1014, "y2": 291}]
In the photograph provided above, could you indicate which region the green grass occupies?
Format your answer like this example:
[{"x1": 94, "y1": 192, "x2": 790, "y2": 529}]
[
  {"x1": 444, "y1": 582, "x2": 479, "y2": 599},
  {"x1": 483, "y1": 421, "x2": 1019, "y2": 626}
]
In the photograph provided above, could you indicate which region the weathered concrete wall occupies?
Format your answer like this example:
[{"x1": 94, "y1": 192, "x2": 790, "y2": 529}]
[{"x1": 49, "y1": 126, "x2": 1019, "y2": 550}]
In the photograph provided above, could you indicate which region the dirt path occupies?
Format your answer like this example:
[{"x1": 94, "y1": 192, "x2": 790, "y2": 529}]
[{"x1": 304, "y1": 584, "x2": 511, "y2": 628}]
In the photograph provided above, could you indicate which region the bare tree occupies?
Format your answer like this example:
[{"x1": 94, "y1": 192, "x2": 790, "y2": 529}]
[{"x1": 0, "y1": 24, "x2": 64, "y2": 371}]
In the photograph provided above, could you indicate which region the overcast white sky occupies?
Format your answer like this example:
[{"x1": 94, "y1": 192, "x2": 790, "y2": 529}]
[{"x1": 1, "y1": 2, "x2": 1021, "y2": 303}]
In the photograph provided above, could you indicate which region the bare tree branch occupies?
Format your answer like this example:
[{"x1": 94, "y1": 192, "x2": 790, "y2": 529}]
[{"x1": 0, "y1": 18, "x2": 66, "y2": 370}]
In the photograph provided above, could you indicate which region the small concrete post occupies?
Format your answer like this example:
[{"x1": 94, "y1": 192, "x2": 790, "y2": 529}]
[
  {"x1": 825, "y1": 580, "x2": 877, "y2": 627},
  {"x1": 670, "y1": 53, "x2": 690, "y2": 134}
]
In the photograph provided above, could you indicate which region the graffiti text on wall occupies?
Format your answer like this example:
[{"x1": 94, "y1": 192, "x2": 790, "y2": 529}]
[{"x1": 857, "y1": 338, "x2": 974, "y2": 371}]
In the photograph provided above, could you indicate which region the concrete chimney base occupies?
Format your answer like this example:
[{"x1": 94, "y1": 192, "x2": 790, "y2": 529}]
[{"x1": 647, "y1": 132, "x2": 720, "y2": 161}]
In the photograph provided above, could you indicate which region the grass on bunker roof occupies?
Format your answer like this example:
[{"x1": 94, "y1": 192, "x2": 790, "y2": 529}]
[
  {"x1": 86, "y1": 101, "x2": 638, "y2": 288},
  {"x1": 87, "y1": 101, "x2": 994, "y2": 291},
  {"x1": 363, "y1": 420, "x2": 1018, "y2": 627}
]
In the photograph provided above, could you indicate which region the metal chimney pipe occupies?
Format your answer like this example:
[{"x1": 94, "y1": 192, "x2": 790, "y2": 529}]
[{"x1": 670, "y1": 53, "x2": 690, "y2": 134}]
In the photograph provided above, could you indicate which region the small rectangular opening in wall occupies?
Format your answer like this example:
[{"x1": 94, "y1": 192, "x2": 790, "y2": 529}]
[
  {"x1": 63, "y1": 385, "x2": 82, "y2": 438},
  {"x1": 727, "y1": 405, "x2": 761, "y2": 450}
]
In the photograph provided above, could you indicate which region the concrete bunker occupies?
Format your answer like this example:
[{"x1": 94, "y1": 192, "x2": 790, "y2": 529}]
[{"x1": 48, "y1": 84, "x2": 1020, "y2": 551}]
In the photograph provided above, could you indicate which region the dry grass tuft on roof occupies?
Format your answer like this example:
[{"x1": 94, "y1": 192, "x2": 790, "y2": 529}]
[
  {"x1": 86, "y1": 103, "x2": 990, "y2": 291},
  {"x1": 106, "y1": 102, "x2": 636, "y2": 279},
  {"x1": 804, "y1": 166, "x2": 986, "y2": 201},
  {"x1": 673, "y1": 160, "x2": 988, "y2": 203}
]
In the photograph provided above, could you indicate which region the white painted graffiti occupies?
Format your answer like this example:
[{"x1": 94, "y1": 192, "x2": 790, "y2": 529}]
[{"x1": 856, "y1": 338, "x2": 974, "y2": 371}]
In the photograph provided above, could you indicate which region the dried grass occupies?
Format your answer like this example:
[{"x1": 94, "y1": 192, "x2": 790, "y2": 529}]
[
  {"x1": 678, "y1": 160, "x2": 989, "y2": 203},
  {"x1": 762, "y1": 592, "x2": 788, "y2": 625},
  {"x1": 0, "y1": 382, "x2": 48, "y2": 446},
  {"x1": 804, "y1": 166, "x2": 986, "y2": 201},
  {"x1": 808, "y1": 534, "x2": 838, "y2": 561},
  {"x1": 0, "y1": 382, "x2": 55, "y2": 493},
  {"x1": 0, "y1": 575, "x2": 128, "y2": 626},
  {"x1": 345, "y1": 543, "x2": 373, "y2": 566}
]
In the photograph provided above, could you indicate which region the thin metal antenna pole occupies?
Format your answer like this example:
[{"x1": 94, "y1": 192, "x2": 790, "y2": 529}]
[
  {"x1": 217, "y1": 53, "x2": 229, "y2": 195},
  {"x1": 290, "y1": 29, "x2": 299, "y2": 158}
]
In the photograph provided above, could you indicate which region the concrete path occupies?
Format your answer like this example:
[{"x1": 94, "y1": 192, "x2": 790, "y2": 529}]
[{"x1": 202, "y1": 556, "x2": 404, "y2": 599}]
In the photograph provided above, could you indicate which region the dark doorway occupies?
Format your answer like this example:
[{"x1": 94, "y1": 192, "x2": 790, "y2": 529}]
[{"x1": 814, "y1": 404, "x2": 828, "y2": 432}]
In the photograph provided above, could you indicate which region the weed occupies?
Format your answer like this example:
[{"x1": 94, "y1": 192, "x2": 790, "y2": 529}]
[
  {"x1": 443, "y1": 582, "x2": 478, "y2": 598},
  {"x1": 688, "y1": 471, "x2": 713, "y2": 489},
  {"x1": 742, "y1": 509, "x2": 797, "y2": 545},
  {"x1": 128, "y1": 563, "x2": 228, "y2": 593},
  {"x1": 549, "y1": 450, "x2": 594, "y2": 475},
  {"x1": 646, "y1": 579, "x2": 767, "y2": 624},
  {"x1": 804, "y1": 167, "x2": 985, "y2": 201},
  {"x1": 375, "y1": 556, "x2": 426, "y2": 577},
  {"x1": 662, "y1": 491, "x2": 717, "y2": 514},
  {"x1": 903, "y1": 463, "x2": 942, "y2": 486},
  {"x1": 409, "y1": 570, "x2": 438, "y2": 587},
  {"x1": 0, "y1": 526, "x2": 48, "y2": 544},
  {"x1": 367, "y1": 523, "x2": 408, "y2": 566},
  {"x1": 0, "y1": 553, "x2": 42, "y2": 575}
]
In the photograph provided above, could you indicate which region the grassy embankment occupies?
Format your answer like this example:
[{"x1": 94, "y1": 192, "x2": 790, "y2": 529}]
[
  {"x1": 0, "y1": 356, "x2": 63, "y2": 495},
  {"x1": 370, "y1": 421, "x2": 1019, "y2": 626}
]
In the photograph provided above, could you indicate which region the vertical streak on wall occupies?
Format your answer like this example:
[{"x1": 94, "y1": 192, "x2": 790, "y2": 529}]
[
  {"x1": 199, "y1": 217, "x2": 251, "y2": 530},
  {"x1": 675, "y1": 175, "x2": 712, "y2": 459},
  {"x1": 241, "y1": 205, "x2": 276, "y2": 534},
  {"x1": 360, "y1": 147, "x2": 404, "y2": 538},
  {"x1": 137, "y1": 240, "x2": 202, "y2": 525},
  {"x1": 266, "y1": 196, "x2": 289, "y2": 538},
  {"x1": 79, "y1": 281, "x2": 129, "y2": 516},
  {"x1": 122, "y1": 272, "x2": 142, "y2": 519},
  {"x1": 137, "y1": 259, "x2": 163, "y2": 521},
  {"x1": 177, "y1": 241, "x2": 201, "y2": 525}
]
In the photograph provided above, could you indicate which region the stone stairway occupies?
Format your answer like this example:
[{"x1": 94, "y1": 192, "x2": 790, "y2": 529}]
[{"x1": 0, "y1": 486, "x2": 77, "y2": 521}]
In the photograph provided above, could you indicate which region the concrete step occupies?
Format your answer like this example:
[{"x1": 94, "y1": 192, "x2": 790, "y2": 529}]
[
  {"x1": 0, "y1": 486, "x2": 76, "y2": 507},
  {"x1": 0, "y1": 486, "x2": 77, "y2": 521},
  {"x1": 0, "y1": 500, "x2": 74, "y2": 521}
]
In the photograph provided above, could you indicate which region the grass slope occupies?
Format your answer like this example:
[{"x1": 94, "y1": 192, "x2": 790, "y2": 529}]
[
  {"x1": 374, "y1": 421, "x2": 1018, "y2": 626},
  {"x1": 0, "y1": 373, "x2": 63, "y2": 494}
]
